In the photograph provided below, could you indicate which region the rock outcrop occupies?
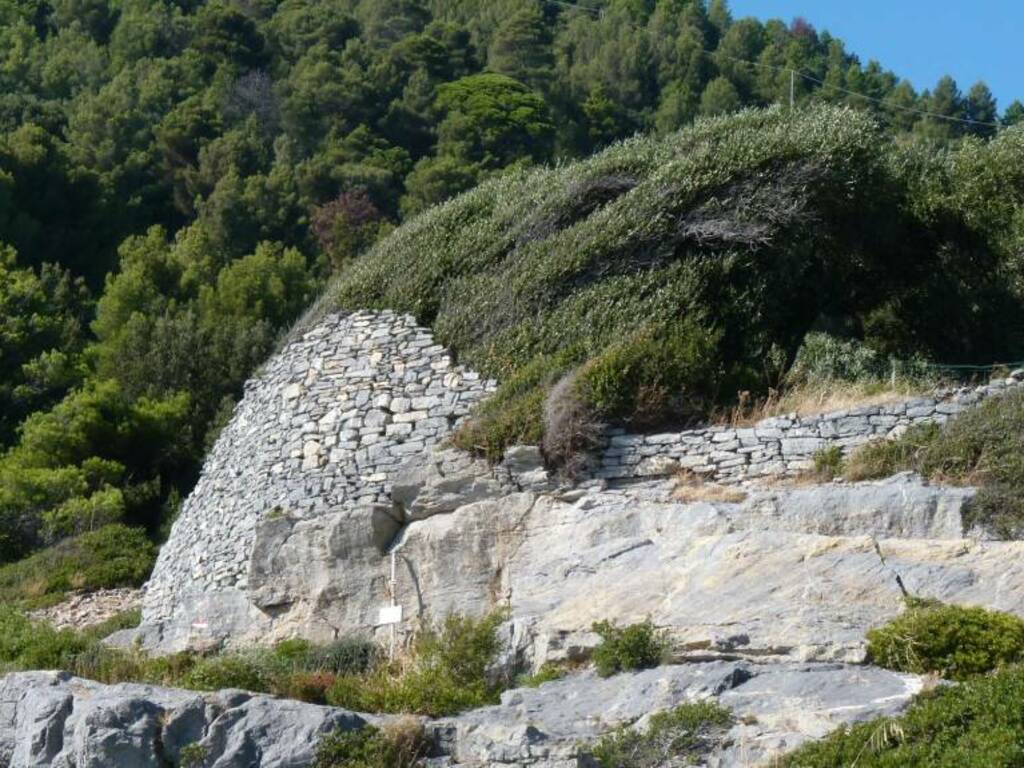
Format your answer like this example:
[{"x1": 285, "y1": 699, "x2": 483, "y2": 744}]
[
  {"x1": 0, "y1": 671, "x2": 364, "y2": 768},
  {"x1": 131, "y1": 309, "x2": 1023, "y2": 654},
  {"x1": 0, "y1": 662, "x2": 924, "y2": 768},
  {"x1": 434, "y1": 661, "x2": 924, "y2": 766}
]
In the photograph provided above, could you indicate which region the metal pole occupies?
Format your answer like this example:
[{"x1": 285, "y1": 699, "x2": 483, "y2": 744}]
[
  {"x1": 389, "y1": 550, "x2": 397, "y2": 661},
  {"x1": 790, "y1": 70, "x2": 795, "y2": 110}
]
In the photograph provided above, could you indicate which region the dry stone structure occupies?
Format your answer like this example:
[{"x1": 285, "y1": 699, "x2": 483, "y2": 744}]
[
  {"x1": 598, "y1": 376, "x2": 1024, "y2": 483},
  {"x1": 139, "y1": 311, "x2": 496, "y2": 649},
  {"x1": 134, "y1": 307, "x2": 1024, "y2": 655}
]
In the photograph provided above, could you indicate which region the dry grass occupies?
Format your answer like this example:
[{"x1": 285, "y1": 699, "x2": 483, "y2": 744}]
[
  {"x1": 672, "y1": 470, "x2": 748, "y2": 504},
  {"x1": 717, "y1": 381, "x2": 928, "y2": 427}
]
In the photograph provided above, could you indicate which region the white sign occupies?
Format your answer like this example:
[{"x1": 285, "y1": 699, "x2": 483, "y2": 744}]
[{"x1": 377, "y1": 605, "x2": 403, "y2": 626}]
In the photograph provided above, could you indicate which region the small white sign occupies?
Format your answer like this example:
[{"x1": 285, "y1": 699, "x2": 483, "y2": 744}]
[{"x1": 377, "y1": 605, "x2": 403, "y2": 626}]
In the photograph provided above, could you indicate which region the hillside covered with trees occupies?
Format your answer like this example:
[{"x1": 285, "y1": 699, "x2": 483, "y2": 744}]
[{"x1": 0, "y1": 0, "x2": 1022, "y2": 579}]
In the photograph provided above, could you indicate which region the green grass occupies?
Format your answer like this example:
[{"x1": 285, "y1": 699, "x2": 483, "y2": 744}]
[
  {"x1": 299, "y1": 106, "x2": 1024, "y2": 463},
  {"x1": 0, "y1": 524, "x2": 155, "y2": 609},
  {"x1": 845, "y1": 389, "x2": 1024, "y2": 537},
  {"x1": 866, "y1": 601, "x2": 1024, "y2": 681},
  {"x1": 780, "y1": 665, "x2": 1024, "y2": 767}
]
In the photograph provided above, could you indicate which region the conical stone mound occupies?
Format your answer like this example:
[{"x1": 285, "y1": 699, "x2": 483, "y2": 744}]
[{"x1": 136, "y1": 310, "x2": 494, "y2": 651}]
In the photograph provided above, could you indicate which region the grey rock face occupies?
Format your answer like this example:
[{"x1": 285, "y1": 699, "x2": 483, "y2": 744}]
[
  {"x1": 0, "y1": 662, "x2": 924, "y2": 768},
  {"x1": 434, "y1": 661, "x2": 923, "y2": 767},
  {"x1": 0, "y1": 672, "x2": 363, "y2": 768}
]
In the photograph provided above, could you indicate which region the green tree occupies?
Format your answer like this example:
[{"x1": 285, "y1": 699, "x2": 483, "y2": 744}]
[
  {"x1": 487, "y1": 5, "x2": 553, "y2": 93},
  {"x1": 434, "y1": 73, "x2": 554, "y2": 167},
  {"x1": 699, "y1": 75, "x2": 741, "y2": 116},
  {"x1": 965, "y1": 81, "x2": 998, "y2": 138},
  {"x1": 1004, "y1": 100, "x2": 1024, "y2": 127}
]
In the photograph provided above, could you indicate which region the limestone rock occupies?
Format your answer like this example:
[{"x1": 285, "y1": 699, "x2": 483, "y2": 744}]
[
  {"x1": 0, "y1": 672, "x2": 364, "y2": 768},
  {"x1": 434, "y1": 662, "x2": 924, "y2": 766},
  {"x1": 392, "y1": 448, "x2": 512, "y2": 522}
]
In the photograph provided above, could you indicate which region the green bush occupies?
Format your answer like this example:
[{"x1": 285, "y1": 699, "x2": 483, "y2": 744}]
[
  {"x1": 590, "y1": 701, "x2": 733, "y2": 767},
  {"x1": 844, "y1": 423, "x2": 941, "y2": 482},
  {"x1": 314, "y1": 720, "x2": 428, "y2": 768},
  {"x1": 0, "y1": 606, "x2": 90, "y2": 671},
  {"x1": 866, "y1": 601, "x2": 1024, "y2": 681},
  {"x1": 780, "y1": 665, "x2": 1024, "y2": 767},
  {"x1": 812, "y1": 446, "x2": 845, "y2": 480},
  {"x1": 179, "y1": 743, "x2": 208, "y2": 768},
  {"x1": 591, "y1": 620, "x2": 669, "y2": 678},
  {"x1": 183, "y1": 652, "x2": 273, "y2": 692},
  {"x1": 0, "y1": 524, "x2": 156, "y2": 608},
  {"x1": 327, "y1": 611, "x2": 507, "y2": 717},
  {"x1": 304, "y1": 106, "x2": 1022, "y2": 461}
]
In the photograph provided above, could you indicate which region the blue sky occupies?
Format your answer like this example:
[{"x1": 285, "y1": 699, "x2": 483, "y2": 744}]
[{"x1": 728, "y1": 1, "x2": 1022, "y2": 111}]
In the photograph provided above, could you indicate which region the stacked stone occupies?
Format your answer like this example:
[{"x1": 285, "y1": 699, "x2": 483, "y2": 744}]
[
  {"x1": 142, "y1": 311, "x2": 495, "y2": 624},
  {"x1": 596, "y1": 376, "x2": 1024, "y2": 484}
]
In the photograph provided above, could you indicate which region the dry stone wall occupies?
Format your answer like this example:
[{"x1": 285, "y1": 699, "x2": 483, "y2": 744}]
[
  {"x1": 596, "y1": 375, "x2": 1024, "y2": 484},
  {"x1": 141, "y1": 311, "x2": 495, "y2": 632}
]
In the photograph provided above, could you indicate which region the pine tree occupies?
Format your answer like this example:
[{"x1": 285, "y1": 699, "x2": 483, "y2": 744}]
[
  {"x1": 965, "y1": 81, "x2": 998, "y2": 137},
  {"x1": 487, "y1": 5, "x2": 554, "y2": 92},
  {"x1": 1005, "y1": 100, "x2": 1024, "y2": 127}
]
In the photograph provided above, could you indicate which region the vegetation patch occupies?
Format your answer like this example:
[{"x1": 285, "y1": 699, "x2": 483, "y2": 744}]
[
  {"x1": 326, "y1": 611, "x2": 507, "y2": 717},
  {"x1": 780, "y1": 665, "x2": 1024, "y2": 767},
  {"x1": 0, "y1": 525, "x2": 155, "y2": 609},
  {"x1": 316, "y1": 107, "x2": 1024, "y2": 466},
  {"x1": 844, "y1": 389, "x2": 1024, "y2": 537},
  {"x1": 591, "y1": 619, "x2": 669, "y2": 678},
  {"x1": 866, "y1": 600, "x2": 1024, "y2": 681},
  {"x1": 589, "y1": 701, "x2": 733, "y2": 768},
  {"x1": 314, "y1": 718, "x2": 429, "y2": 768}
]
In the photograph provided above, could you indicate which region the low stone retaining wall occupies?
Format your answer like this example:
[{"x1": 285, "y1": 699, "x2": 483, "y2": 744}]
[{"x1": 596, "y1": 376, "x2": 1024, "y2": 484}]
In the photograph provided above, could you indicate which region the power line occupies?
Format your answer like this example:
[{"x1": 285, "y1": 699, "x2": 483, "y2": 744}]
[{"x1": 540, "y1": 0, "x2": 1003, "y2": 129}]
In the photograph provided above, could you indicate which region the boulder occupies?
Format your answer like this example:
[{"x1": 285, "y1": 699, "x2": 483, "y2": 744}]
[{"x1": 0, "y1": 672, "x2": 364, "y2": 768}]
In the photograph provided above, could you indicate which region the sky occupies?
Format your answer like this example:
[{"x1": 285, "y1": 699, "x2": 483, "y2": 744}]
[{"x1": 728, "y1": 1, "x2": 1022, "y2": 112}]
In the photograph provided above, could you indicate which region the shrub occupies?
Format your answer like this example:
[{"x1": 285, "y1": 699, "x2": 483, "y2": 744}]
[
  {"x1": 183, "y1": 652, "x2": 273, "y2": 692},
  {"x1": 575, "y1": 323, "x2": 720, "y2": 428},
  {"x1": 591, "y1": 620, "x2": 669, "y2": 678},
  {"x1": 866, "y1": 601, "x2": 1024, "y2": 681},
  {"x1": 541, "y1": 371, "x2": 603, "y2": 478},
  {"x1": 0, "y1": 524, "x2": 156, "y2": 608},
  {"x1": 590, "y1": 701, "x2": 733, "y2": 767},
  {"x1": 843, "y1": 423, "x2": 941, "y2": 482},
  {"x1": 314, "y1": 719, "x2": 429, "y2": 768},
  {"x1": 812, "y1": 445, "x2": 845, "y2": 480},
  {"x1": 304, "y1": 637, "x2": 380, "y2": 676},
  {"x1": 302, "y1": 106, "x2": 1020, "y2": 461},
  {"x1": 179, "y1": 743, "x2": 208, "y2": 768},
  {"x1": 780, "y1": 665, "x2": 1024, "y2": 767},
  {"x1": 327, "y1": 611, "x2": 507, "y2": 717},
  {"x1": 0, "y1": 606, "x2": 90, "y2": 671}
]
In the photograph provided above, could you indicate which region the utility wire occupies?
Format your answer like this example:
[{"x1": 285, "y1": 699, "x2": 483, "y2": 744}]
[{"x1": 541, "y1": 0, "x2": 1004, "y2": 129}]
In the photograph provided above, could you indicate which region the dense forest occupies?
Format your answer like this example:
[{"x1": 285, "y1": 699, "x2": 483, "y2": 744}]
[{"x1": 0, "y1": 0, "x2": 1021, "y2": 569}]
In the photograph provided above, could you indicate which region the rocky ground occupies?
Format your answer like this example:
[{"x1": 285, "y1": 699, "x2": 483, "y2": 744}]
[
  {"x1": 1, "y1": 660, "x2": 924, "y2": 767},
  {"x1": 28, "y1": 588, "x2": 141, "y2": 631},
  {"x1": 9, "y1": 457, "x2": 1019, "y2": 766}
]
